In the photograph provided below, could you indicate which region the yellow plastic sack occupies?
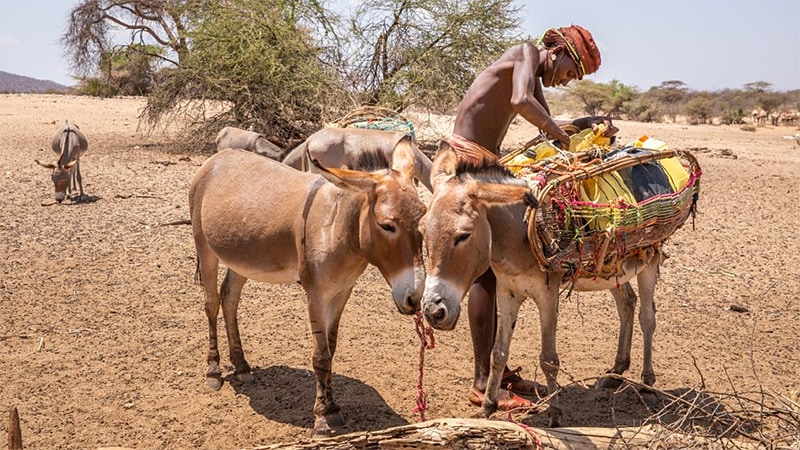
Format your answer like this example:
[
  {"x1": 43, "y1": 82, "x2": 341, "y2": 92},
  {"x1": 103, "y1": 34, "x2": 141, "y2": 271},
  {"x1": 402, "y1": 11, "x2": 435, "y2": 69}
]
[
  {"x1": 504, "y1": 140, "x2": 560, "y2": 173},
  {"x1": 569, "y1": 125, "x2": 612, "y2": 151}
]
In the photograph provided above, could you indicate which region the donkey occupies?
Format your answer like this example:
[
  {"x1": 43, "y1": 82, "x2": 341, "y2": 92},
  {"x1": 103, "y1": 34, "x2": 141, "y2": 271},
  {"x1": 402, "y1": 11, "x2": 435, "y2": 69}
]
[
  {"x1": 35, "y1": 120, "x2": 88, "y2": 203},
  {"x1": 215, "y1": 126, "x2": 287, "y2": 161},
  {"x1": 419, "y1": 143, "x2": 662, "y2": 427},
  {"x1": 282, "y1": 128, "x2": 433, "y2": 191},
  {"x1": 189, "y1": 143, "x2": 426, "y2": 438}
]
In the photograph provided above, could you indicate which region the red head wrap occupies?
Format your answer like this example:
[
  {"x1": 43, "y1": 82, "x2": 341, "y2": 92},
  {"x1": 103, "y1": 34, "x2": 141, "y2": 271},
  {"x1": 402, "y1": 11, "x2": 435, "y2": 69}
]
[{"x1": 540, "y1": 25, "x2": 601, "y2": 78}]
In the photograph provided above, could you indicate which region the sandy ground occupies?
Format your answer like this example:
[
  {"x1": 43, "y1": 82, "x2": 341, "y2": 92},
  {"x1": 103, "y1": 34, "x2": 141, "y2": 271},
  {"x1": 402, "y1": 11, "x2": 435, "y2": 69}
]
[{"x1": 1, "y1": 94, "x2": 799, "y2": 449}]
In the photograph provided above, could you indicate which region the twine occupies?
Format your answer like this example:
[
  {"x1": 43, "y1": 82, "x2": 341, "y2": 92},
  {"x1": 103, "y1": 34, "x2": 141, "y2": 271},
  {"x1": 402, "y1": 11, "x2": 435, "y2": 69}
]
[{"x1": 412, "y1": 311, "x2": 435, "y2": 421}]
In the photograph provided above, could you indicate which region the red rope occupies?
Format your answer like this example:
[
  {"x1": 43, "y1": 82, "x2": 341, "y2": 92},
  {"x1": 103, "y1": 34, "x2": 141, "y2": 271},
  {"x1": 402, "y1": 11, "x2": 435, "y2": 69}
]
[
  {"x1": 412, "y1": 311, "x2": 435, "y2": 421},
  {"x1": 506, "y1": 411, "x2": 544, "y2": 450}
]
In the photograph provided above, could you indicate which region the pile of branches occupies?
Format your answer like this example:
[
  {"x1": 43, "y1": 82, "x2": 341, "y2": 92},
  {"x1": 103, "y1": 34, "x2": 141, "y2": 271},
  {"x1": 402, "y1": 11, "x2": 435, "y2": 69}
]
[{"x1": 252, "y1": 371, "x2": 799, "y2": 449}]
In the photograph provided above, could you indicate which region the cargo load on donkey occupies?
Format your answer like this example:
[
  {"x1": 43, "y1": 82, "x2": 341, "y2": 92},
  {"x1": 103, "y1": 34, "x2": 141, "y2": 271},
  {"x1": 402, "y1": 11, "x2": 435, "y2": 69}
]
[{"x1": 501, "y1": 126, "x2": 702, "y2": 279}]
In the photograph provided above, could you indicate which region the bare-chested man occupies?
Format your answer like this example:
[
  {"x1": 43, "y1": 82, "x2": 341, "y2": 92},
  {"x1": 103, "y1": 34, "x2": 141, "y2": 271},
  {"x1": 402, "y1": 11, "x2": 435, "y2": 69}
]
[{"x1": 446, "y1": 25, "x2": 613, "y2": 410}]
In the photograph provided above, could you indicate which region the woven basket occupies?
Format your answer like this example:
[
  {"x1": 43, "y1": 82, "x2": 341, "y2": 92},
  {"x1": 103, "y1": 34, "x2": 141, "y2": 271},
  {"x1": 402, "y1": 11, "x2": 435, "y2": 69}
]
[
  {"x1": 518, "y1": 147, "x2": 701, "y2": 278},
  {"x1": 328, "y1": 106, "x2": 416, "y2": 140}
]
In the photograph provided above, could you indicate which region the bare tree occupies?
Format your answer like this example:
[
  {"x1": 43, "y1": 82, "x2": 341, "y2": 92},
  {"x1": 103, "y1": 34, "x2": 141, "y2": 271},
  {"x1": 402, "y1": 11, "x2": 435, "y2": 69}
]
[{"x1": 62, "y1": 0, "x2": 196, "y2": 77}]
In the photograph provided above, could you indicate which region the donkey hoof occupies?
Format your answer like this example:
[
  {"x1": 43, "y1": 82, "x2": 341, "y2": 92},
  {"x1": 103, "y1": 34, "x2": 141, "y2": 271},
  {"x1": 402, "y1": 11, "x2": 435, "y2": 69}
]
[
  {"x1": 206, "y1": 376, "x2": 223, "y2": 391},
  {"x1": 481, "y1": 401, "x2": 498, "y2": 418},
  {"x1": 311, "y1": 429, "x2": 335, "y2": 440},
  {"x1": 547, "y1": 407, "x2": 562, "y2": 427},
  {"x1": 311, "y1": 418, "x2": 337, "y2": 440}
]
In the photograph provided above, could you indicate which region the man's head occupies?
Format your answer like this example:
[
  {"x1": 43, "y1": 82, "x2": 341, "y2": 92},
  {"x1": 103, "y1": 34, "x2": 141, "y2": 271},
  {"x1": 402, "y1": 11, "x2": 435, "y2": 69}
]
[{"x1": 539, "y1": 25, "x2": 601, "y2": 80}]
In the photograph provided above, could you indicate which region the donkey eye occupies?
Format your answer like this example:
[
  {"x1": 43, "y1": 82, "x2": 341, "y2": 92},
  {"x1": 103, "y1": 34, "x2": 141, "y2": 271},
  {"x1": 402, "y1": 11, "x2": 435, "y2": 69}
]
[
  {"x1": 454, "y1": 233, "x2": 470, "y2": 246},
  {"x1": 379, "y1": 223, "x2": 396, "y2": 233}
]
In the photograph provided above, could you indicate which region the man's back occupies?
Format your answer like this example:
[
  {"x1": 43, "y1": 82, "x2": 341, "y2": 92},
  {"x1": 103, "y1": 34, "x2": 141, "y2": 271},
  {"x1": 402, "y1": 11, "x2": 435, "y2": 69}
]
[{"x1": 452, "y1": 44, "x2": 531, "y2": 153}]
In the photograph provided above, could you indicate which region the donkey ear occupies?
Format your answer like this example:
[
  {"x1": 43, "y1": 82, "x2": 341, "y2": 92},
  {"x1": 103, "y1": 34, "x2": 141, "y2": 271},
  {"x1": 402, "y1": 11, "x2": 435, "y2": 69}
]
[
  {"x1": 313, "y1": 160, "x2": 378, "y2": 192},
  {"x1": 431, "y1": 141, "x2": 457, "y2": 189},
  {"x1": 467, "y1": 181, "x2": 539, "y2": 209},
  {"x1": 35, "y1": 159, "x2": 56, "y2": 169},
  {"x1": 390, "y1": 135, "x2": 415, "y2": 182}
]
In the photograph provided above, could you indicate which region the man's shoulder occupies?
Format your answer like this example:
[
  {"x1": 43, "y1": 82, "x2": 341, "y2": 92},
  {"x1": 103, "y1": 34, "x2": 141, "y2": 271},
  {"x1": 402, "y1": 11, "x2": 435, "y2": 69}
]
[
  {"x1": 494, "y1": 42, "x2": 538, "y2": 63},
  {"x1": 506, "y1": 41, "x2": 537, "y2": 53}
]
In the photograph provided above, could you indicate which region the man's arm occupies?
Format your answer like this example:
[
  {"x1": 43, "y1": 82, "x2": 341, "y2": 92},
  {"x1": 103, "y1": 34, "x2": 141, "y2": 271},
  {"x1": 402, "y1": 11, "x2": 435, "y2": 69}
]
[
  {"x1": 533, "y1": 78, "x2": 550, "y2": 116},
  {"x1": 509, "y1": 43, "x2": 571, "y2": 148}
]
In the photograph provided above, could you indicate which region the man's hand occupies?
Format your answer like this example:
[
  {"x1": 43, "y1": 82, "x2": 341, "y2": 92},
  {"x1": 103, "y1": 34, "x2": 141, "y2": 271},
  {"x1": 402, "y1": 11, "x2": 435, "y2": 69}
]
[{"x1": 552, "y1": 127, "x2": 571, "y2": 149}]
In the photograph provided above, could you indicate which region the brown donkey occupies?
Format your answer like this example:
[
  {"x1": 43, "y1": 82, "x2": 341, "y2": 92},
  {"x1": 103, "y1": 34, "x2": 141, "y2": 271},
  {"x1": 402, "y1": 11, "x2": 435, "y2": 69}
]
[
  {"x1": 419, "y1": 143, "x2": 662, "y2": 427},
  {"x1": 35, "y1": 120, "x2": 89, "y2": 203},
  {"x1": 190, "y1": 144, "x2": 426, "y2": 438}
]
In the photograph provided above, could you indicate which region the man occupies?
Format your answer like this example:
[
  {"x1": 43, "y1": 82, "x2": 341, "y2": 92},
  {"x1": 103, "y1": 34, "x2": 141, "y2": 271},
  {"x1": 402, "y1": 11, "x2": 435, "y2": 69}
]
[{"x1": 447, "y1": 24, "x2": 614, "y2": 410}]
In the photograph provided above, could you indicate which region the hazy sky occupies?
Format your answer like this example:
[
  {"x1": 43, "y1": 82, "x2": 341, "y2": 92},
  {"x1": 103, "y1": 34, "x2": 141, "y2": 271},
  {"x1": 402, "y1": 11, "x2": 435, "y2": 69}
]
[
  {"x1": 1, "y1": 0, "x2": 798, "y2": 92},
  {"x1": 519, "y1": 0, "x2": 800, "y2": 92}
]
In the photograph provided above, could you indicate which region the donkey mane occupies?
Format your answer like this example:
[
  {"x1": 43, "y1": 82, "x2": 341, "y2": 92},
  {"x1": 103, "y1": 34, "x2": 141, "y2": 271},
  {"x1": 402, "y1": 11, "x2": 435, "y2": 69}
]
[
  {"x1": 455, "y1": 159, "x2": 519, "y2": 185},
  {"x1": 350, "y1": 148, "x2": 390, "y2": 172}
]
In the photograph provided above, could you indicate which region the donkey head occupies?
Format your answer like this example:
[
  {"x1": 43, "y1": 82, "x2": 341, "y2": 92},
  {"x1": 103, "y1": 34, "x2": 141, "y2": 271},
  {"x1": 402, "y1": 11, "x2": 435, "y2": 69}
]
[
  {"x1": 35, "y1": 158, "x2": 78, "y2": 203},
  {"x1": 314, "y1": 137, "x2": 427, "y2": 314},
  {"x1": 419, "y1": 142, "x2": 536, "y2": 330}
]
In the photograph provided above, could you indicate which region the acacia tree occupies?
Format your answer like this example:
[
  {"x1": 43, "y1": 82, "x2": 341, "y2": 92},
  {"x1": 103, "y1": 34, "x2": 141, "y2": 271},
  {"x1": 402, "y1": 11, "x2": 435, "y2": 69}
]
[
  {"x1": 649, "y1": 80, "x2": 688, "y2": 122},
  {"x1": 62, "y1": 0, "x2": 345, "y2": 145},
  {"x1": 604, "y1": 80, "x2": 636, "y2": 118},
  {"x1": 685, "y1": 93, "x2": 713, "y2": 124},
  {"x1": 567, "y1": 80, "x2": 612, "y2": 116},
  {"x1": 147, "y1": 0, "x2": 348, "y2": 145},
  {"x1": 344, "y1": 0, "x2": 523, "y2": 111},
  {"x1": 62, "y1": 0, "x2": 526, "y2": 144}
]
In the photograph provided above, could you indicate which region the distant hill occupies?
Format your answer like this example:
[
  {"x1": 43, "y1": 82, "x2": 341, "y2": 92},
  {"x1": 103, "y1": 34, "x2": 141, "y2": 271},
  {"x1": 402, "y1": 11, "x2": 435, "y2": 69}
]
[{"x1": 0, "y1": 71, "x2": 72, "y2": 93}]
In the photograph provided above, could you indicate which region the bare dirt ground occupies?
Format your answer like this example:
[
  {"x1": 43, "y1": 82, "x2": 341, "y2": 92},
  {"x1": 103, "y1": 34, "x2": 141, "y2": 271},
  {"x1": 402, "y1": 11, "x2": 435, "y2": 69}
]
[{"x1": 1, "y1": 94, "x2": 799, "y2": 449}]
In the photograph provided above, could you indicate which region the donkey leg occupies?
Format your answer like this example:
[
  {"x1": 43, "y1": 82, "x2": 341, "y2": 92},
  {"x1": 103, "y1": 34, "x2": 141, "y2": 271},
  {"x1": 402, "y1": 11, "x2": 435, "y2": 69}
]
[
  {"x1": 637, "y1": 264, "x2": 658, "y2": 390},
  {"x1": 597, "y1": 282, "x2": 637, "y2": 389},
  {"x1": 482, "y1": 285, "x2": 524, "y2": 418},
  {"x1": 308, "y1": 288, "x2": 351, "y2": 439},
  {"x1": 531, "y1": 280, "x2": 562, "y2": 427},
  {"x1": 74, "y1": 161, "x2": 84, "y2": 199},
  {"x1": 197, "y1": 247, "x2": 224, "y2": 390},
  {"x1": 220, "y1": 269, "x2": 253, "y2": 382}
]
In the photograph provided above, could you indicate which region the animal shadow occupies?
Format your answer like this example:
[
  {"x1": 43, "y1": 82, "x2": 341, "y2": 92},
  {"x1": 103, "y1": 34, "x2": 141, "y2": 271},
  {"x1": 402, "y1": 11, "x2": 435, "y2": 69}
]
[
  {"x1": 520, "y1": 384, "x2": 757, "y2": 439},
  {"x1": 230, "y1": 365, "x2": 410, "y2": 433},
  {"x1": 513, "y1": 383, "x2": 653, "y2": 428},
  {"x1": 40, "y1": 195, "x2": 101, "y2": 207},
  {"x1": 72, "y1": 194, "x2": 101, "y2": 204}
]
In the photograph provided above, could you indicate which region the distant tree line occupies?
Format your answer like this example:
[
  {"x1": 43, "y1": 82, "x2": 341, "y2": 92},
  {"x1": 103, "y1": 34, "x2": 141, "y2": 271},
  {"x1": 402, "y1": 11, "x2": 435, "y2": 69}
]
[
  {"x1": 61, "y1": 0, "x2": 799, "y2": 149},
  {"x1": 549, "y1": 79, "x2": 800, "y2": 127}
]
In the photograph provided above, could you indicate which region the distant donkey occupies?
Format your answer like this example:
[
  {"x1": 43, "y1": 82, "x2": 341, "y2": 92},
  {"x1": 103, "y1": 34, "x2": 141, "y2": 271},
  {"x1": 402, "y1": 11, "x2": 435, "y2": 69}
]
[
  {"x1": 35, "y1": 120, "x2": 89, "y2": 203},
  {"x1": 215, "y1": 126, "x2": 287, "y2": 161}
]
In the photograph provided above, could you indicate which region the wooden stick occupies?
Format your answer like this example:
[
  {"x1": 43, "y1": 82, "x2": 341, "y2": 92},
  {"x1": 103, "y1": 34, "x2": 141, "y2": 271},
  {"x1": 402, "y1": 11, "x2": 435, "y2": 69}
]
[{"x1": 8, "y1": 406, "x2": 22, "y2": 450}]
